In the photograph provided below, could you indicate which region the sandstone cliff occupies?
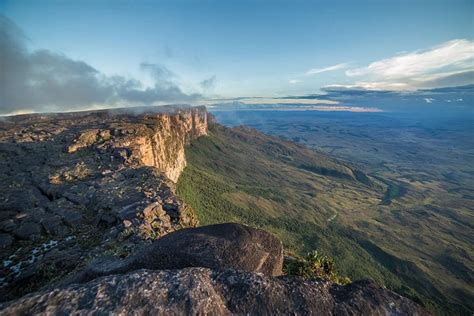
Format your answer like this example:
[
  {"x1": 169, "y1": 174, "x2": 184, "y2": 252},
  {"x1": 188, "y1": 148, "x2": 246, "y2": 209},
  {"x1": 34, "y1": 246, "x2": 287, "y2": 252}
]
[{"x1": 65, "y1": 105, "x2": 208, "y2": 182}]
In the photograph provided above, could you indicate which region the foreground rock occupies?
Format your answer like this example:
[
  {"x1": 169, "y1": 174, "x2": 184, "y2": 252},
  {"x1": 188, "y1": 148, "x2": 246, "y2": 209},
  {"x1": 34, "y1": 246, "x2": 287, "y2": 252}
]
[
  {"x1": 134, "y1": 223, "x2": 283, "y2": 275},
  {"x1": 0, "y1": 267, "x2": 430, "y2": 315},
  {"x1": 65, "y1": 223, "x2": 283, "y2": 285}
]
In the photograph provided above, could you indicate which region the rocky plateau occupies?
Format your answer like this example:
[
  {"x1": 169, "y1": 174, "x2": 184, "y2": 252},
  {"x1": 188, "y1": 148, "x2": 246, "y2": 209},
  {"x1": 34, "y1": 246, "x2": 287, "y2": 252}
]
[
  {"x1": 0, "y1": 106, "x2": 430, "y2": 315},
  {"x1": 0, "y1": 105, "x2": 207, "y2": 300}
]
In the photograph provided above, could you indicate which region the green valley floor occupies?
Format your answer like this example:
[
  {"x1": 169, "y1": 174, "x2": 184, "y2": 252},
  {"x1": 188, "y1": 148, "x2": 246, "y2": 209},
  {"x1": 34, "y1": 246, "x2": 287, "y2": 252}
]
[{"x1": 177, "y1": 123, "x2": 474, "y2": 315}]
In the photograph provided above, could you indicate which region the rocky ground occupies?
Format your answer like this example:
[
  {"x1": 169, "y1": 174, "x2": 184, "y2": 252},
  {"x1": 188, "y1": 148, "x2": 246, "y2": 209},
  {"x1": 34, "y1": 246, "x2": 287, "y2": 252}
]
[
  {"x1": 1, "y1": 268, "x2": 431, "y2": 315},
  {"x1": 0, "y1": 106, "x2": 207, "y2": 300},
  {"x1": 0, "y1": 223, "x2": 429, "y2": 315}
]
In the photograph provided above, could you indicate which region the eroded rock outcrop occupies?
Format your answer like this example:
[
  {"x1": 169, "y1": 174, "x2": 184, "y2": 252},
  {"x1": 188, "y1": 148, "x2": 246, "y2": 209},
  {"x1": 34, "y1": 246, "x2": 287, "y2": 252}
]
[
  {"x1": 0, "y1": 105, "x2": 207, "y2": 301},
  {"x1": 0, "y1": 268, "x2": 430, "y2": 315},
  {"x1": 132, "y1": 222, "x2": 284, "y2": 276},
  {"x1": 61, "y1": 223, "x2": 284, "y2": 286},
  {"x1": 0, "y1": 223, "x2": 429, "y2": 315},
  {"x1": 65, "y1": 106, "x2": 207, "y2": 182}
]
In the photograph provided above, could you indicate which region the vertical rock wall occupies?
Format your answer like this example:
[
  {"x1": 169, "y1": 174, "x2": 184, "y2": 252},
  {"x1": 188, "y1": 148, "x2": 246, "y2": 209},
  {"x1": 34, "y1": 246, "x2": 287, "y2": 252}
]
[{"x1": 132, "y1": 107, "x2": 208, "y2": 182}]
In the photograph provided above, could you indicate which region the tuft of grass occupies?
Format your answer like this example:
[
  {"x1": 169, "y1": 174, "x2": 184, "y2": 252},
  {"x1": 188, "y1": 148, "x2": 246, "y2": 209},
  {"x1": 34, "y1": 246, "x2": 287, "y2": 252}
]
[{"x1": 284, "y1": 250, "x2": 351, "y2": 285}]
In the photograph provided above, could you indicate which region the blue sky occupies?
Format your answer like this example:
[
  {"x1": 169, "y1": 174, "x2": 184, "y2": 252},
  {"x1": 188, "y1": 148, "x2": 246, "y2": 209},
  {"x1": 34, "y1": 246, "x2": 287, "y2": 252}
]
[{"x1": 0, "y1": 0, "x2": 473, "y2": 114}]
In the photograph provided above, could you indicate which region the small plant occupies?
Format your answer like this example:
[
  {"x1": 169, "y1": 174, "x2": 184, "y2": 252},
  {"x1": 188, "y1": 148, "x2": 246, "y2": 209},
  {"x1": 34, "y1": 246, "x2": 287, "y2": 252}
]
[
  {"x1": 118, "y1": 227, "x2": 135, "y2": 241},
  {"x1": 284, "y1": 250, "x2": 351, "y2": 285}
]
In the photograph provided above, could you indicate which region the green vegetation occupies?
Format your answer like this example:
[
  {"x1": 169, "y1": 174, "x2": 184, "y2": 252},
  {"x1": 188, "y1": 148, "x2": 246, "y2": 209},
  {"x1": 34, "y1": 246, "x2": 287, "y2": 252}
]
[
  {"x1": 177, "y1": 123, "x2": 474, "y2": 315},
  {"x1": 284, "y1": 250, "x2": 351, "y2": 285}
]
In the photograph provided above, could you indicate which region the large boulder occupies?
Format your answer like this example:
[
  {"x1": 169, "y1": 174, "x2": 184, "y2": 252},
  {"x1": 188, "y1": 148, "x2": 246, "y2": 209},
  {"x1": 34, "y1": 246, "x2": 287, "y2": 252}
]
[
  {"x1": 63, "y1": 223, "x2": 283, "y2": 286},
  {"x1": 133, "y1": 223, "x2": 284, "y2": 276},
  {"x1": 0, "y1": 268, "x2": 430, "y2": 315}
]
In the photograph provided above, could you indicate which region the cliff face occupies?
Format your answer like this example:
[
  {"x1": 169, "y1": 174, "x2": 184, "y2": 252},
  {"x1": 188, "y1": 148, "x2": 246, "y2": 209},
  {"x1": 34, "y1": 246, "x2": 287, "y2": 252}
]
[
  {"x1": 0, "y1": 105, "x2": 208, "y2": 301},
  {"x1": 65, "y1": 106, "x2": 208, "y2": 182},
  {"x1": 127, "y1": 108, "x2": 207, "y2": 182}
]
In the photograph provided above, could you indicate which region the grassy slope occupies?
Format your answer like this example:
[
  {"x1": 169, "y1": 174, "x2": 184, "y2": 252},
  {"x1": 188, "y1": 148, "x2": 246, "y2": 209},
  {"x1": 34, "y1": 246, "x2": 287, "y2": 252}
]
[{"x1": 177, "y1": 124, "x2": 473, "y2": 315}]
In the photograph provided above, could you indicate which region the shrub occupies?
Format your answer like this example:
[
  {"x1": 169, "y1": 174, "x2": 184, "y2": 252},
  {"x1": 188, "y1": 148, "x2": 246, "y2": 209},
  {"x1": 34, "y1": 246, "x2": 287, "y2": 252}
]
[{"x1": 284, "y1": 250, "x2": 351, "y2": 285}]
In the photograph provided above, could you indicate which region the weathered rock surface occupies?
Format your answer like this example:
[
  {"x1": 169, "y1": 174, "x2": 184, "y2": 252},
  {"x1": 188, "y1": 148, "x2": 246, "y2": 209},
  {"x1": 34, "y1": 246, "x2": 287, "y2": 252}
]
[
  {"x1": 0, "y1": 105, "x2": 207, "y2": 301},
  {"x1": 0, "y1": 268, "x2": 430, "y2": 315},
  {"x1": 133, "y1": 223, "x2": 284, "y2": 275},
  {"x1": 64, "y1": 223, "x2": 283, "y2": 285}
]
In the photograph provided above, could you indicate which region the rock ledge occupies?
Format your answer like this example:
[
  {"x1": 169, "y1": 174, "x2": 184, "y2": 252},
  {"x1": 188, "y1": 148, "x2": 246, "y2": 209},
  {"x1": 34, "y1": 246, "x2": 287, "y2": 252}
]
[{"x1": 0, "y1": 268, "x2": 429, "y2": 315}]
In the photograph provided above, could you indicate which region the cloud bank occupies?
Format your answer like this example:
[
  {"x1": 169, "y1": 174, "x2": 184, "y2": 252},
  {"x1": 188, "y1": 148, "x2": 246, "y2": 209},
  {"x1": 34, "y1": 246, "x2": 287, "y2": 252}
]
[
  {"x1": 0, "y1": 16, "x2": 202, "y2": 115},
  {"x1": 339, "y1": 39, "x2": 474, "y2": 91}
]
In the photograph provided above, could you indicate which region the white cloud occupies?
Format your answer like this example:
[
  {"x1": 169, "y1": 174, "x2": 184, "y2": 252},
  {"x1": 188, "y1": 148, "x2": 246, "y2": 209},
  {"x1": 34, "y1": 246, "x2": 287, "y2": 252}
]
[
  {"x1": 306, "y1": 63, "x2": 348, "y2": 76},
  {"x1": 343, "y1": 39, "x2": 474, "y2": 90},
  {"x1": 240, "y1": 98, "x2": 338, "y2": 105},
  {"x1": 0, "y1": 16, "x2": 205, "y2": 115},
  {"x1": 289, "y1": 79, "x2": 302, "y2": 84},
  {"x1": 202, "y1": 97, "x2": 339, "y2": 106},
  {"x1": 323, "y1": 81, "x2": 410, "y2": 91}
]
